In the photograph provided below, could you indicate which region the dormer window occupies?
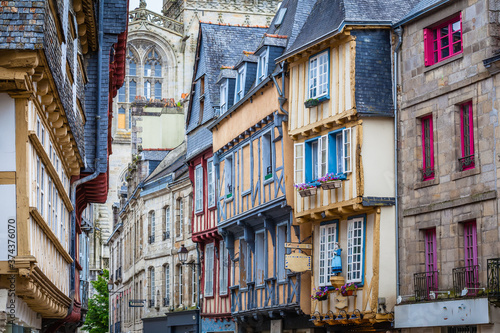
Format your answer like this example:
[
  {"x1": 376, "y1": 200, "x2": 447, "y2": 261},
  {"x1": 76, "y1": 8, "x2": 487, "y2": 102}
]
[
  {"x1": 220, "y1": 80, "x2": 228, "y2": 114},
  {"x1": 257, "y1": 48, "x2": 269, "y2": 83},
  {"x1": 308, "y1": 50, "x2": 329, "y2": 100},
  {"x1": 235, "y1": 66, "x2": 246, "y2": 103}
]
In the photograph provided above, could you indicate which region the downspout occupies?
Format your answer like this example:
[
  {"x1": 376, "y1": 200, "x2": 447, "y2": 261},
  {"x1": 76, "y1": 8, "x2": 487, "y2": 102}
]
[
  {"x1": 272, "y1": 61, "x2": 289, "y2": 116},
  {"x1": 196, "y1": 243, "x2": 202, "y2": 333},
  {"x1": 393, "y1": 26, "x2": 403, "y2": 298}
]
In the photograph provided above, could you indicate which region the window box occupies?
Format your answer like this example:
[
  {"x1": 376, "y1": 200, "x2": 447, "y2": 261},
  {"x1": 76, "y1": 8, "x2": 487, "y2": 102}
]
[
  {"x1": 459, "y1": 155, "x2": 475, "y2": 171},
  {"x1": 264, "y1": 173, "x2": 273, "y2": 181},
  {"x1": 420, "y1": 167, "x2": 435, "y2": 181},
  {"x1": 298, "y1": 186, "x2": 317, "y2": 197},
  {"x1": 226, "y1": 193, "x2": 233, "y2": 199},
  {"x1": 320, "y1": 180, "x2": 341, "y2": 190},
  {"x1": 304, "y1": 98, "x2": 320, "y2": 108}
]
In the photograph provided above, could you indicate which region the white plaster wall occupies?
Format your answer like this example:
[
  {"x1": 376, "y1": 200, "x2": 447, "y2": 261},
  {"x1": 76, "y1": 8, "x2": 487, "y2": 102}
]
[
  {"x1": 361, "y1": 118, "x2": 395, "y2": 197},
  {"x1": 0, "y1": 93, "x2": 16, "y2": 171},
  {"x1": 378, "y1": 206, "x2": 396, "y2": 308}
]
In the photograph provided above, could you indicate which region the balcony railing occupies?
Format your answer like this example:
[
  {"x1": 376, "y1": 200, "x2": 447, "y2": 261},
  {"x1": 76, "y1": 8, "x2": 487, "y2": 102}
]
[
  {"x1": 420, "y1": 167, "x2": 435, "y2": 181},
  {"x1": 414, "y1": 271, "x2": 438, "y2": 301},
  {"x1": 163, "y1": 231, "x2": 170, "y2": 241},
  {"x1": 459, "y1": 155, "x2": 475, "y2": 171},
  {"x1": 149, "y1": 235, "x2": 155, "y2": 244},
  {"x1": 163, "y1": 297, "x2": 170, "y2": 307},
  {"x1": 453, "y1": 265, "x2": 479, "y2": 296},
  {"x1": 488, "y1": 258, "x2": 500, "y2": 303}
]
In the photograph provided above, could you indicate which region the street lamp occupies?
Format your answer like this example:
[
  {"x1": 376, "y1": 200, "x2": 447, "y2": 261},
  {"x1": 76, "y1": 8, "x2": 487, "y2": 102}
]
[
  {"x1": 108, "y1": 279, "x2": 114, "y2": 292},
  {"x1": 178, "y1": 244, "x2": 189, "y2": 264}
]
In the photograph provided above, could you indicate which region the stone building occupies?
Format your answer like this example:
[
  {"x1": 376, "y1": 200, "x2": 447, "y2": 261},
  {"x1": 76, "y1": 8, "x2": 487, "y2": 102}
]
[
  {"x1": 108, "y1": 142, "x2": 198, "y2": 333},
  {"x1": 0, "y1": 0, "x2": 127, "y2": 331},
  {"x1": 394, "y1": 0, "x2": 500, "y2": 331}
]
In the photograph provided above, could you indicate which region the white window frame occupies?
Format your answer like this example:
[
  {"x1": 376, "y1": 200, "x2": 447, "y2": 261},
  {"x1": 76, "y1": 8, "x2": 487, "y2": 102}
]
[
  {"x1": 262, "y1": 131, "x2": 273, "y2": 180},
  {"x1": 150, "y1": 210, "x2": 155, "y2": 241},
  {"x1": 224, "y1": 155, "x2": 233, "y2": 198},
  {"x1": 347, "y1": 217, "x2": 364, "y2": 284},
  {"x1": 308, "y1": 50, "x2": 329, "y2": 99},
  {"x1": 255, "y1": 231, "x2": 265, "y2": 285},
  {"x1": 164, "y1": 206, "x2": 171, "y2": 239},
  {"x1": 191, "y1": 266, "x2": 197, "y2": 305},
  {"x1": 165, "y1": 264, "x2": 170, "y2": 304},
  {"x1": 319, "y1": 222, "x2": 337, "y2": 286},
  {"x1": 276, "y1": 223, "x2": 287, "y2": 281},
  {"x1": 207, "y1": 159, "x2": 216, "y2": 208},
  {"x1": 258, "y1": 48, "x2": 269, "y2": 82},
  {"x1": 144, "y1": 80, "x2": 151, "y2": 99},
  {"x1": 219, "y1": 240, "x2": 228, "y2": 295},
  {"x1": 178, "y1": 265, "x2": 183, "y2": 305},
  {"x1": 294, "y1": 143, "x2": 305, "y2": 184},
  {"x1": 150, "y1": 267, "x2": 155, "y2": 303},
  {"x1": 220, "y1": 80, "x2": 228, "y2": 114},
  {"x1": 235, "y1": 66, "x2": 246, "y2": 102},
  {"x1": 204, "y1": 243, "x2": 214, "y2": 297},
  {"x1": 195, "y1": 165, "x2": 203, "y2": 213},
  {"x1": 343, "y1": 128, "x2": 352, "y2": 173}
]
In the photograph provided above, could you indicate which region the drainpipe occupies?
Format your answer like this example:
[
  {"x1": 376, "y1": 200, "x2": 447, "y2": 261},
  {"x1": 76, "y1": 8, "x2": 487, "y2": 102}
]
[
  {"x1": 196, "y1": 243, "x2": 202, "y2": 333},
  {"x1": 393, "y1": 26, "x2": 403, "y2": 298},
  {"x1": 272, "y1": 61, "x2": 289, "y2": 116}
]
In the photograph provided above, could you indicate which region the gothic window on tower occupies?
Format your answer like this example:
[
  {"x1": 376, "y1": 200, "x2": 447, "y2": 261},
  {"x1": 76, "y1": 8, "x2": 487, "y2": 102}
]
[{"x1": 144, "y1": 49, "x2": 162, "y2": 77}]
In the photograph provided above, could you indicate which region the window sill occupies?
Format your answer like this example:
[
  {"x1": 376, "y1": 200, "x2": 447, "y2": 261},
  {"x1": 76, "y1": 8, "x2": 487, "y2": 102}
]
[
  {"x1": 424, "y1": 53, "x2": 463, "y2": 73},
  {"x1": 241, "y1": 189, "x2": 251, "y2": 197},
  {"x1": 304, "y1": 96, "x2": 329, "y2": 108},
  {"x1": 224, "y1": 195, "x2": 234, "y2": 203},
  {"x1": 208, "y1": 205, "x2": 217, "y2": 211},
  {"x1": 451, "y1": 165, "x2": 480, "y2": 181},
  {"x1": 219, "y1": 292, "x2": 229, "y2": 298},
  {"x1": 263, "y1": 175, "x2": 274, "y2": 185},
  {"x1": 195, "y1": 210, "x2": 204, "y2": 216},
  {"x1": 204, "y1": 294, "x2": 214, "y2": 299},
  {"x1": 414, "y1": 177, "x2": 439, "y2": 190}
]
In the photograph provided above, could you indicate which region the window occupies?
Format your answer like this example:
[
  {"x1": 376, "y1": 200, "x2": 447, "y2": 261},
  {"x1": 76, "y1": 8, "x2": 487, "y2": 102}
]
[
  {"x1": 128, "y1": 50, "x2": 137, "y2": 76},
  {"x1": 155, "y1": 82, "x2": 162, "y2": 100},
  {"x1": 274, "y1": 7, "x2": 287, "y2": 27},
  {"x1": 48, "y1": 179, "x2": 52, "y2": 226},
  {"x1": 129, "y1": 80, "x2": 136, "y2": 102},
  {"x1": 255, "y1": 232, "x2": 265, "y2": 285},
  {"x1": 204, "y1": 243, "x2": 214, "y2": 297},
  {"x1": 235, "y1": 66, "x2": 245, "y2": 103},
  {"x1": 305, "y1": 135, "x2": 327, "y2": 181},
  {"x1": 347, "y1": 217, "x2": 364, "y2": 284},
  {"x1": 118, "y1": 107, "x2": 126, "y2": 129},
  {"x1": 219, "y1": 240, "x2": 228, "y2": 295},
  {"x1": 207, "y1": 159, "x2": 215, "y2": 208},
  {"x1": 239, "y1": 239, "x2": 247, "y2": 288},
  {"x1": 176, "y1": 198, "x2": 183, "y2": 237},
  {"x1": 144, "y1": 49, "x2": 161, "y2": 77},
  {"x1": 319, "y1": 222, "x2": 337, "y2": 286},
  {"x1": 421, "y1": 115, "x2": 434, "y2": 180},
  {"x1": 262, "y1": 132, "x2": 273, "y2": 180},
  {"x1": 425, "y1": 15, "x2": 462, "y2": 66},
  {"x1": 40, "y1": 165, "x2": 45, "y2": 217},
  {"x1": 191, "y1": 266, "x2": 197, "y2": 304},
  {"x1": 294, "y1": 143, "x2": 305, "y2": 183},
  {"x1": 464, "y1": 221, "x2": 478, "y2": 291},
  {"x1": 149, "y1": 211, "x2": 156, "y2": 243},
  {"x1": 308, "y1": 50, "x2": 329, "y2": 100},
  {"x1": 149, "y1": 267, "x2": 155, "y2": 306},
  {"x1": 164, "y1": 206, "x2": 170, "y2": 240},
  {"x1": 425, "y1": 228, "x2": 438, "y2": 291},
  {"x1": 144, "y1": 80, "x2": 151, "y2": 99},
  {"x1": 200, "y1": 77, "x2": 205, "y2": 96},
  {"x1": 277, "y1": 224, "x2": 287, "y2": 281},
  {"x1": 195, "y1": 165, "x2": 203, "y2": 212},
  {"x1": 220, "y1": 80, "x2": 228, "y2": 114},
  {"x1": 257, "y1": 48, "x2": 268, "y2": 82},
  {"x1": 118, "y1": 86, "x2": 125, "y2": 102},
  {"x1": 164, "y1": 264, "x2": 170, "y2": 306},
  {"x1": 460, "y1": 101, "x2": 474, "y2": 170},
  {"x1": 129, "y1": 108, "x2": 132, "y2": 129},
  {"x1": 177, "y1": 266, "x2": 183, "y2": 306},
  {"x1": 224, "y1": 155, "x2": 233, "y2": 199}
]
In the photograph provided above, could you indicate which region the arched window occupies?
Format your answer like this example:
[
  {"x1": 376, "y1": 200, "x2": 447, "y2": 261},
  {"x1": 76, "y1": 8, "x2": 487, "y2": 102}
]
[
  {"x1": 155, "y1": 81, "x2": 162, "y2": 99},
  {"x1": 144, "y1": 49, "x2": 161, "y2": 77},
  {"x1": 118, "y1": 107, "x2": 126, "y2": 129},
  {"x1": 129, "y1": 80, "x2": 136, "y2": 102},
  {"x1": 144, "y1": 80, "x2": 151, "y2": 99},
  {"x1": 118, "y1": 86, "x2": 125, "y2": 102},
  {"x1": 149, "y1": 210, "x2": 155, "y2": 243},
  {"x1": 128, "y1": 50, "x2": 137, "y2": 76}
]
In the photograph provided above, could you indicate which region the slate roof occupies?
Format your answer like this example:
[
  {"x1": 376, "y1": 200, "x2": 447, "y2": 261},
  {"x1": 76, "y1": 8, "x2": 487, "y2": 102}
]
[
  {"x1": 141, "y1": 149, "x2": 170, "y2": 161},
  {"x1": 279, "y1": 0, "x2": 421, "y2": 60},
  {"x1": 394, "y1": 0, "x2": 452, "y2": 27},
  {"x1": 185, "y1": 23, "x2": 266, "y2": 134},
  {"x1": 145, "y1": 141, "x2": 187, "y2": 183}
]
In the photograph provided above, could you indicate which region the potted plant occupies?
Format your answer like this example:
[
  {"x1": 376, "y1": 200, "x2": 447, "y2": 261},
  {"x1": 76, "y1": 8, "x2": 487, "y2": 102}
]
[
  {"x1": 318, "y1": 173, "x2": 342, "y2": 190},
  {"x1": 311, "y1": 287, "x2": 330, "y2": 301},
  {"x1": 336, "y1": 282, "x2": 358, "y2": 296},
  {"x1": 294, "y1": 182, "x2": 318, "y2": 197},
  {"x1": 304, "y1": 98, "x2": 320, "y2": 108}
]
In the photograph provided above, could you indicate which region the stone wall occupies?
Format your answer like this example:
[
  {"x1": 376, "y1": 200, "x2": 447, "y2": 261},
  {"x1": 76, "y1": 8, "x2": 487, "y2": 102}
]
[{"x1": 397, "y1": 0, "x2": 500, "y2": 295}]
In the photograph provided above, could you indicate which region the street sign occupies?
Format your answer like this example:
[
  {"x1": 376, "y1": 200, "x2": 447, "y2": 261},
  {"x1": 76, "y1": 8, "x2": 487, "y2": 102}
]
[
  {"x1": 285, "y1": 252, "x2": 311, "y2": 272},
  {"x1": 129, "y1": 299, "x2": 145, "y2": 308},
  {"x1": 284, "y1": 242, "x2": 312, "y2": 249}
]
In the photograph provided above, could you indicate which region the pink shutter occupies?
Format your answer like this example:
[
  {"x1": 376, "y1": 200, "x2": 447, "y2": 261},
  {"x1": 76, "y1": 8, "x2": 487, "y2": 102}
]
[{"x1": 424, "y1": 29, "x2": 430, "y2": 66}]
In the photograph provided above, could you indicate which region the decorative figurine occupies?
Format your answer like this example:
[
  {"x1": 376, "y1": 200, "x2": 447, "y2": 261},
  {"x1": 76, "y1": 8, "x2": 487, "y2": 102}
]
[{"x1": 331, "y1": 243, "x2": 342, "y2": 275}]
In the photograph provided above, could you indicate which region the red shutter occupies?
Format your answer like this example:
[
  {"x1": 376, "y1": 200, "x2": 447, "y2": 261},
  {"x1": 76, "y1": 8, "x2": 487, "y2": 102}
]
[{"x1": 424, "y1": 28, "x2": 430, "y2": 66}]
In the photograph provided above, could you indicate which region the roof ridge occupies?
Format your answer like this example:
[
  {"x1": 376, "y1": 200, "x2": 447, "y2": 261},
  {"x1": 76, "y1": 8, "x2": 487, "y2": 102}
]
[{"x1": 200, "y1": 21, "x2": 269, "y2": 28}]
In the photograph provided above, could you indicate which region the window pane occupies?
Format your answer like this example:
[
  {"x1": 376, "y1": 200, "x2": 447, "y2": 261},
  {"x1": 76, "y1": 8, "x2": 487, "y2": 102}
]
[
  {"x1": 155, "y1": 82, "x2": 162, "y2": 99},
  {"x1": 311, "y1": 140, "x2": 319, "y2": 180},
  {"x1": 440, "y1": 26, "x2": 449, "y2": 37},
  {"x1": 129, "y1": 61, "x2": 136, "y2": 76},
  {"x1": 441, "y1": 47, "x2": 450, "y2": 59},
  {"x1": 441, "y1": 36, "x2": 449, "y2": 47},
  {"x1": 144, "y1": 63, "x2": 151, "y2": 76},
  {"x1": 452, "y1": 30, "x2": 461, "y2": 43},
  {"x1": 155, "y1": 65, "x2": 161, "y2": 77},
  {"x1": 453, "y1": 41, "x2": 462, "y2": 54},
  {"x1": 452, "y1": 21, "x2": 460, "y2": 32},
  {"x1": 129, "y1": 81, "x2": 136, "y2": 102}
]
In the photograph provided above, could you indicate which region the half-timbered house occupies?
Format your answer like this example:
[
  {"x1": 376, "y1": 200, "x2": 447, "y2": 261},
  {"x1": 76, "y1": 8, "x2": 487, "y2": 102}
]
[
  {"x1": 186, "y1": 23, "x2": 266, "y2": 333},
  {"x1": 276, "y1": 0, "x2": 418, "y2": 330},
  {"x1": 208, "y1": 1, "x2": 315, "y2": 330}
]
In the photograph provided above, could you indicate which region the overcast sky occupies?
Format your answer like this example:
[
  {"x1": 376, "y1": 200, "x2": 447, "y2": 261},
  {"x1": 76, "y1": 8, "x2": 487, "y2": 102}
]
[{"x1": 129, "y1": 0, "x2": 163, "y2": 13}]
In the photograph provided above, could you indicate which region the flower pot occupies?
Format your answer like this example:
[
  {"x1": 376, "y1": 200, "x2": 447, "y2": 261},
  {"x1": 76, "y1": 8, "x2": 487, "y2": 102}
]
[
  {"x1": 316, "y1": 295, "x2": 328, "y2": 301},
  {"x1": 320, "y1": 181, "x2": 341, "y2": 190},
  {"x1": 298, "y1": 187, "x2": 317, "y2": 197},
  {"x1": 304, "y1": 99, "x2": 320, "y2": 108},
  {"x1": 341, "y1": 290, "x2": 354, "y2": 296}
]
